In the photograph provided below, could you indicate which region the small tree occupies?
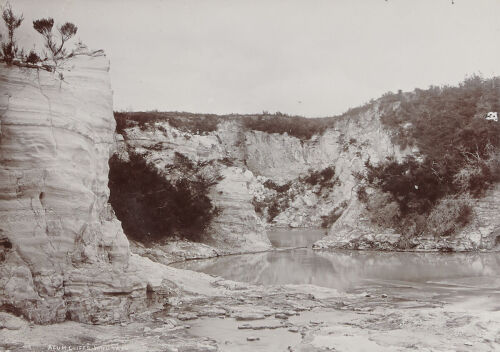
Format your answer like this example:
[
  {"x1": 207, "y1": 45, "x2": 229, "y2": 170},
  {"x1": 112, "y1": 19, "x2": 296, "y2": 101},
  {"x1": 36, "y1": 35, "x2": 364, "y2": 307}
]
[
  {"x1": 25, "y1": 49, "x2": 40, "y2": 64},
  {"x1": 33, "y1": 17, "x2": 77, "y2": 63},
  {"x1": 1, "y1": 2, "x2": 23, "y2": 64}
]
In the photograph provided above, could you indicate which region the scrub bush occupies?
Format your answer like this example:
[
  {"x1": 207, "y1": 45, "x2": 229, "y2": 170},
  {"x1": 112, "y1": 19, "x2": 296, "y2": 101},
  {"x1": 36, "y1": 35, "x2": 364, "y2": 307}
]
[
  {"x1": 356, "y1": 76, "x2": 500, "y2": 238},
  {"x1": 108, "y1": 152, "x2": 219, "y2": 243}
]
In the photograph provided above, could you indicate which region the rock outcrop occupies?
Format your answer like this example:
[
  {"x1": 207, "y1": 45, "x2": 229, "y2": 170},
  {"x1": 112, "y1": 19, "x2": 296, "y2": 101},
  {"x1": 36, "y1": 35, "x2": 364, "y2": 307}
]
[
  {"x1": 314, "y1": 185, "x2": 500, "y2": 251},
  {"x1": 208, "y1": 167, "x2": 269, "y2": 252},
  {"x1": 0, "y1": 54, "x2": 220, "y2": 324},
  {"x1": 244, "y1": 108, "x2": 407, "y2": 183},
  {"x1": 114, "y1": 122, "x2": 272, "y2": 254}
]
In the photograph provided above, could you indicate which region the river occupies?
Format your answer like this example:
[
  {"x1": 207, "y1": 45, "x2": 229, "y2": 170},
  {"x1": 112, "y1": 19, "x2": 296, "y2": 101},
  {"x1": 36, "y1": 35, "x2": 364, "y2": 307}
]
[{"x1": 173, "y1": 228, "x2": 500, "y2": 303}]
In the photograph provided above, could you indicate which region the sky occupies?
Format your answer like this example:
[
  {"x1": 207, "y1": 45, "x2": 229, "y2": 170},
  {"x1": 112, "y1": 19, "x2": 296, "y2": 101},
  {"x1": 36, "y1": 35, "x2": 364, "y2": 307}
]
[{"x1": 3, "y1": 0, "x2": 500, "y2": 116}]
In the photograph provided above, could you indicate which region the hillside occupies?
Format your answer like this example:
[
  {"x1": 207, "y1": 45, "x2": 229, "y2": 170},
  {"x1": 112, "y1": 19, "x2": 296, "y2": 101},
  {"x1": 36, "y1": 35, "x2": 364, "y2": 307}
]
[
  {"x1": 113, "y1": 76, "x2": 500, "y2": 253},
  {"x1": 112, "y1": 98, "x2": 408, "y2": 258},
  {"x1": 318, "y1": 76, "x2": 500, "y2": 250}
]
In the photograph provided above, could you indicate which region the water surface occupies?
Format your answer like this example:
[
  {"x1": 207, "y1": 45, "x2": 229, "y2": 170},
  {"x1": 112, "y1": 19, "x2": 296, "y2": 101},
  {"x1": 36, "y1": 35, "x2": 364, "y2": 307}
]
[
  {"x1": 173, "y1": 228, "x2": 500, "y2": 300},
  {"x1": 173, "y1": 229, "x2": 500, "y2": 351}
]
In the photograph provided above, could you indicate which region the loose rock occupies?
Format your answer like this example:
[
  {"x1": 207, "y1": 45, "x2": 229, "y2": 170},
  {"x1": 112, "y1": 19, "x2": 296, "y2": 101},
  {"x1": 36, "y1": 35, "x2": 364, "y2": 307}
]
[
  {"x1": 178, "y1": 312, "x2": 198, "y2": 321},
  {"x1": 0, "y1": 313, "x2": 25, "y2": 330},
  {"x1": 234, "y1": 312, "x2": 265, "y2": 321}
]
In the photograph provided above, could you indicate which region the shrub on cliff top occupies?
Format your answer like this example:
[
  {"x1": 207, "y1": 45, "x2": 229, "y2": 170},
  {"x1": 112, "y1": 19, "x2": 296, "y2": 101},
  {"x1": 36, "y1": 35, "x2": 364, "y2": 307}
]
[
  {"x1": 114, "y1": 111, "x2": 220, "y2": 135},
  {"x1": 25, "y1": 50, "x2": 40, "y2": 64},
  {"x1": 113, "y1": 99, "x2": 381, "y2": 141},
  {"x1": 33, "y1": 17, "x2": 78, "y2": 63},
  {"x1": 242, "y1": 113, "x2": 329, "y2": 140},
  {"x1": 108, "y1": 152, "x2": 219, "y2": 243},
  {"x1": 1, "y1": 2, "x2": 23, "y2": 64}
]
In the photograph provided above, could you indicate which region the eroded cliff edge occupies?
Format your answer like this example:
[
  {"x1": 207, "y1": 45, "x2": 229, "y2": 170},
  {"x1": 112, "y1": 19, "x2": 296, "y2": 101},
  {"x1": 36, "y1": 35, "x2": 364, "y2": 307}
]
[
  {"x1": 0, "y1": 54, "x2": 220, "y2": 324},
  {"x1": 114, "y1": 105, "x2": 410, "y2": 260}
]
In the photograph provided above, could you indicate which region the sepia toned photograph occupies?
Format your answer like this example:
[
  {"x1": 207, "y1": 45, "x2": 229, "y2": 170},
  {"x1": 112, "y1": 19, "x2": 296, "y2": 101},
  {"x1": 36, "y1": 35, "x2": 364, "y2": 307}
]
[{"x1": 0, "y1": 0, "x2": 499, "y2": 351}]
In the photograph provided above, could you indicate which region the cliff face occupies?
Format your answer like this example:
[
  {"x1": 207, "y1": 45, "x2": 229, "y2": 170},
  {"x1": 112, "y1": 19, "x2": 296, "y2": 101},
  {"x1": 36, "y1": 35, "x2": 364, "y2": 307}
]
[
  {"x1": 0, "y1": 55, "x2": 218, "y2": 324},
  {"x1": 116, "y1": 106, "x2": 409, "y2": 235},
  {"x1": 117, "y1": 107, "x2": 500, "y2": 253},
  {"x1": 114, "y1": 121, "x2": 272, "y2": 255},
  {"x1": 248, "y1": 108, "x2": 410, "y2": 228},
  {"x1": 244, "y1": 108, "x2": 405, "y2": 183}
]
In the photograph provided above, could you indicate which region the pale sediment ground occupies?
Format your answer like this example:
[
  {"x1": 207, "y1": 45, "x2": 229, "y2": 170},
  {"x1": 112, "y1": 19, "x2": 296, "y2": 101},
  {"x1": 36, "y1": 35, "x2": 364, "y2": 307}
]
[{"x1": 2, "y1": 276, "x2": 499, "y2": 352}]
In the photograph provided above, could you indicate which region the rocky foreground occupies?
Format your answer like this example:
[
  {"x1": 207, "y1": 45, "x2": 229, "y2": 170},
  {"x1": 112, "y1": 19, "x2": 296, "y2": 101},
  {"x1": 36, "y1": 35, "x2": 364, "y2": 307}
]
[{"x1": 2, "y1": 279, "x2": 499, "y2": 351}]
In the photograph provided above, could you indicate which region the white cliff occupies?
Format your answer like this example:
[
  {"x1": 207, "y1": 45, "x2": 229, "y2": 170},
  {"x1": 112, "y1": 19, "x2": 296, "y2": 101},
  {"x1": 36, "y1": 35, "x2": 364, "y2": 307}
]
[
  {"x1": 114, "y1": 93, "x2": 499, "y2": 255},
  {"x1": 114, "y1": 121, "x2": 272, "y2": 255},
  {"x1": 116, "y1": 106, "x2": 409, "y2": 239},
  {"x1": 0, "y1": 54, "x2": 221, "y2": 324},
  {"x1": 244, "y1": 107, "x2": 406, "y2": 182}
]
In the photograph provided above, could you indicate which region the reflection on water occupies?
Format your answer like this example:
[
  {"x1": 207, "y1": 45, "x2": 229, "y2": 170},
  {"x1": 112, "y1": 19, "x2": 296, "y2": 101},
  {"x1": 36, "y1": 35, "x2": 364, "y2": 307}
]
[
  {"x1": 267, "y1": 228, "x2": 326, "y2": 248},
  {"x1": 172, "y1": 229, "x2": 500, "y2": 297}
]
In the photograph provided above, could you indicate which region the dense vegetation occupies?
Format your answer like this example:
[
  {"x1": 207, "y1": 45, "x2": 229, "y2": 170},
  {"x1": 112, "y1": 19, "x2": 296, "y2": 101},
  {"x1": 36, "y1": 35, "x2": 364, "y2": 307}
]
[
  {"x1": 356, "y1": 76, "x2": 500, "y2": 240},
  {"x1": 108, "y1": 152, "x2": 220, "y2": 243},
  {"x1": 114, "y1": 103, "x2": 378, "y2": 141},
  {"x1": 114, "y1": 111, "x2": 221, "y2": 135},
  {"x1": 253, "y1": 180, "x2": 291, "y2": 222},
  {"x1": 115, "y1": 110, "x2": 337, "y2": 140},
  {"x1": 242, "y1": 113, "x2": 332, "y2": 140},
  {"x1": 300, "y1": 166, "x2": 339, "y2": 191},
  {"x1": 263, "y1": 179, "x2": 292, "y2": 193}
]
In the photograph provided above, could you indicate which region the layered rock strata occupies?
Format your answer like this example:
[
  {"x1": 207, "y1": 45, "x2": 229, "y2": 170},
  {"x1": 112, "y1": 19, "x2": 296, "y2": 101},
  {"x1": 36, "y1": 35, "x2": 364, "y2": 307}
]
[
  {"x1": 0, "y1": 54, "x2": 219, "y2": 324},
  {"x1": 117, "y1": 106, "x2": 409, "y2": 232}
]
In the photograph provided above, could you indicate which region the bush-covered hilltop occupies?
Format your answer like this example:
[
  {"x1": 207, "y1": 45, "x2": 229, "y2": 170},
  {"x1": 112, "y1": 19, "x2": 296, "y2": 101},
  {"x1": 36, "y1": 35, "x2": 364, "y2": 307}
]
[
  {"x1": 356, "y1": 75, "x2": 500, "y2": 242},
  {"x1": 114, "y1": 110, "x2": 337, "y2": 139},
  {"x1": 114, "y1": 104, "x2": 375, "y2": 140}
]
